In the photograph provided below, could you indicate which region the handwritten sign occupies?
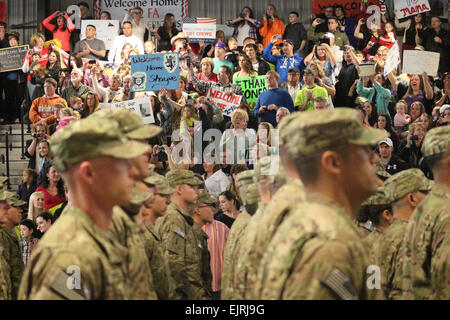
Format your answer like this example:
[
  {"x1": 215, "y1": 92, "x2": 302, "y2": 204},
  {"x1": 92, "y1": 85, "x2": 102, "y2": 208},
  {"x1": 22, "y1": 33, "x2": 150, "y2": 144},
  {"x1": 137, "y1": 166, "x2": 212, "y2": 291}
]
[
  {"x1": 207, "y1": 87, "x2": 242, "y2": 116},
  {"x1": 182, "y1": 18, "x2": 216, "y2": 43},
  {"x1": 80, "y1": 20, "x2": 120, "y2": 49},
  {"x1": 0, "y1": 45, "x2": 29, "y2": 72},
  {"x1": 384, "y1": 41, "x2": 401, "y2": 76},
  {"x1": 402, "y1": 50, "x2": 440, "y2": 77},
  {"x1": 394, "y1": 0, "x2": 431, "y2": 19},
  {"x1": 111, "y1": 97, "x2": 155, "y2": 124},
  {"x1": 131, "y1": 53, "x2": 179, "y2": 92},
  {"x1": 234, "y1": 76, "x2": 268, "y2": 112},
  {"x1": 359, "y1": 63, "x2": 376, "y2": 77}
]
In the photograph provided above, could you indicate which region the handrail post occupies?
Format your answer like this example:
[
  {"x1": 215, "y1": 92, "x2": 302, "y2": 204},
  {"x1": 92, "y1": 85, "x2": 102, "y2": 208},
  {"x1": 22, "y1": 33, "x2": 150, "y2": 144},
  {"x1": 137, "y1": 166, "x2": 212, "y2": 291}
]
[
  {"x1": 20, "y1": 100, "x2": 26, "y2": 159},
  {"x1": 5, "y1": 132, "x2": 10, "y2": 189}
]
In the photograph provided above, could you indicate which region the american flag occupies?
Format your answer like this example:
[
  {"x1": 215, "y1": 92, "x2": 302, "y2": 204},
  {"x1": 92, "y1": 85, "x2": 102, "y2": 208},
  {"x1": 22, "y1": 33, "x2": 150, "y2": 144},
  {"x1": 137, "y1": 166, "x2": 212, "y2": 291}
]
[
  {"x1": 93, "y1": 0, "x2": 102, "y2": 19},
  {"x1": 50, "y1": 43, "x2": 70, "y2": 68},
  {"x1": 183, "y1": 18, "x2": 216, "y2": 24}
]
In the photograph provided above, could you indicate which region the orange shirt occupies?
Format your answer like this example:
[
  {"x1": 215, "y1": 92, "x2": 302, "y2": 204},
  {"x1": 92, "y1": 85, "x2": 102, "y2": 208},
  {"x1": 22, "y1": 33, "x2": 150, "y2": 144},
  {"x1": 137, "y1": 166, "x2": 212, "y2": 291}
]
[
  {"x1": 259, "y1": 18, "x2": 285, "y2": 48},
  {"x1": 29, "y1": 95, "x2": 68, "y2": 124}
]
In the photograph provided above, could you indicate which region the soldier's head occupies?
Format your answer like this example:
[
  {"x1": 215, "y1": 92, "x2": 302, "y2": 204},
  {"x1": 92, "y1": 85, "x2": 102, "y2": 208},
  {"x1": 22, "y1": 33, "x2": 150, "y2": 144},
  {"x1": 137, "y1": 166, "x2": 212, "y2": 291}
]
[
  {"x1": 0, "y1": 191, "x2": 11, "y2": 227},
  {"x1": 49, "y1": 117, "x2": 150, "y2": 211},
  {"x1": 383, "y1": 169, "x2": 432, "y2": 217},
  {"x1": 236, "y1": 171, "x2": 259, "y2": 214},
  {"x1": 143, "y1": 174, "x2": 175, "y2": 219},
  {"x1": 254, "y1": 155, "x2": 286, "y2": 204},
  {"x1": 423, "y1": 126, "x2": 450, "y2": 185},
  {"x1": 279, "y1": 108, "x2": 387, "y2": 215},
  {"x1": 193, "y1": 190, "x2": 216, "y2": 226},
  {"x1": 5, "y1": 191, "x2": 26, "y2": 228},
  {"x1": 357, "y1": 188, "x2": 393, "y2": 230},
  {"x1": 166, "y1": 170, "x2": 202, "y2": 208}
]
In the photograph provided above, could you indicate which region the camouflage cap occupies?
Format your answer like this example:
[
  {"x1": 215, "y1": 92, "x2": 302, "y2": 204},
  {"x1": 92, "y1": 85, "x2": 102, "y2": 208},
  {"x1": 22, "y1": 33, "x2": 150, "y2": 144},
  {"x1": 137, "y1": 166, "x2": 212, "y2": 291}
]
[
  {"x1": 362, "y1": 188, "x2": 390, "y2": 206},
  {"x1": 375, "y1": 161, "x2": 391, "y2": 179},
  {"x1": 129, "y1": 187, "x2": 152, "y2": 206},
  {"x1": 49, "y1": 117, "x2": 151, "y2": 172},
  {"x1": 0, "y1": 176, "x2": 7, "y2": 185},
  {"x1": 148, "y1": 163, "x2": 156, "y2": 175},
  {"x1": 0, "y1": 190, "x2": 8, "y2": 201},
  {"x1": 197, "y1": 189, "x2": 216, "y2": 205},
  {"x1": 423, "y1": 126, "x2": 450, "y2": 157},
  {"x1": 383, "y1": 169, "x2": 432, "y2": 203},
  {"x1": 144, "y1": 174, "x2": 175, "y2": 195},
  {"x1": 91, "y1": 108, "x2": 162, "y2": 140},
  {"x1": 165, "y1": 169, "x2": 203, "y2": 188},
  {"x1": 240, "y1": 183, "x2": 260, "y2": 206},
  {"x1": 236, "y1": 170, "x2": 255, "y2": 188},
  {"x1": 254, "y1": 156, "x2": 286, "y2": 183},
  {"x1": 280, "y1": 108, "x2": 388, "y2": 157},
  {"x1": 4, "y1": 191, "x2": 27, "y2": 207}
]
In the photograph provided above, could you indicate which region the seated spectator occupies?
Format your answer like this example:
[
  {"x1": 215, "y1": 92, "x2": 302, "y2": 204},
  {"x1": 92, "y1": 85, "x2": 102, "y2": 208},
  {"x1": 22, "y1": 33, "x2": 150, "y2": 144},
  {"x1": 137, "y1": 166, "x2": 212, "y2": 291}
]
[
  {"x1": 35, "y1": 161, "x2": 66, "y2": 211},
  {"x1": 313, "y1": 96, "x2": 329, "y2": 110},
  {"x1": 436, "y1": 71, "x2": 450, "y2": 108},
  {"x1": 276, "y1": 107, "x2": 290, "y2": 125},
  {"x1": 144, "y1": 40, "x2": 156, "y2": 54},
  {"x1": 196, "y1": 58, "x2": 218, "y2": 83},
  {"x1": 259, "y1": 4, "x2": 285, "y2": 48},
  {"x1": 203, "y1": 30, "x2": 226, "y2": 58},
  {"x1": 226, "y1": 6, "x2": 261, "y2": 47},
  {"x1": 376, "y1": 113, "x2": 400, "y2": 152},
  {"x1": 46, "y1": 50, "x2": 63, "y2": 82},
  {"x1": 394, "y1": 99, "x2": 411, "y2": 132},
  {"x1": 110, "y1": 21, "x2": 144, "y2": 65},
  {"x1": 244, "y1": 43, "x2": 270, "y2": 76},
  {"x1": 378, "y1": 138, "x2": 409, "y2": 176},
  {"x1": 213, "y1": 42, "x2": 234, "y2": 74},
  {"x1": 29, "y1": 62, "x2": 49, "y2": 101},
  {"x1": 117, "y1": 64, "x2": 131, "y2": 79},
  {"x1": 155, "y1": 13, "x2": 179, "y2": 52},
  {"x1": 419, "y1": 113, "x2": 434, "y2": 132},
  {"x1": 399, "y1": 122, "x2": 427, "y2": 168},
  {"x1": 35, "y1": 211, "x2": 53, "y2": 237},
  {"x1": 19, "y1": 219, "x2": 39, "y2": 266},
  {"x1": 203, "y1": 161, "x2": 232, "y2": 197},
  {"x1": 81, "y1": 91, "x2": 101, "y2": 118},
  {"x1": 82, "y1": 61, "x2": 110, "y2": 95},
  {"x1": 254, "y1": 70, "x2": 294, "y2": 127},
  {"x1": 92, "y1": 72, "x2": 122, "y2": 104},
  {"x1": 35, "y1": 140, "x2": 52, "y2": 176},
  {"x1": 262, "y1": 37, "x2": 306, "y2": 84},
  {"x1": 283, "y1": 11, "x2": 307, "y2": 57},
  {"x1": 217, "y1": 191, "x2": 241, "y2": 228},
  {"x1": 233, "y1": 53, "x2": 257, "y2": 81},
  {"x1": 74, "y1": 24, "x2": 106, "y2": 60},
  {"x1": 16, "y1": 169, "x2": 38, "y2": 204},
  {"x1": 308, "y1": 16, "x2": 349, "y2": 48},
  {"x1": 356, "y1": 73, "x2": 391, "y2": 115},
  {"x1": 55, "y1": 108, "x2": 77, "y2": 131},
  {"x1": 436, "y1": 104, "x2": 450, "y2": 127},
  {"x1": 409, "y1": 101, "x2": 426, "y2": 123},
  {"x1": 29, "y1": 78, "x2": 68, "y2": 125},
  {"x1": 257, "y1": 122, "x2": 277, "y2": 155},
  {"x1": 61, "y1": 68, "x2": 92, "y2": 104},
  {"x1": 294, "y1": 68, "x2": 328, "y2": 112},
  {"x1": 357, "y1": 99, "x2": 377, "y2": 127},
  {"x1": 25, "y1": 121, "x2": 51, "y2": 170},
  {"x1": 27, "y1": 191, "x2": 45, "y2": 221},
  {"x1": 280, "y1": 67, "x2": 303, "y2": 105}
]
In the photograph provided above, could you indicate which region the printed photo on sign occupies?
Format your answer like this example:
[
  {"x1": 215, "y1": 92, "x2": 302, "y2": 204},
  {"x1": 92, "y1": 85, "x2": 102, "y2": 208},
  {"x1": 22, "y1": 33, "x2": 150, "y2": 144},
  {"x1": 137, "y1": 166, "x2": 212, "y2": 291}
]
[
  {"x1": 131, "y1": 53, "x2": 180, "y2": 92},
  {"x1": 112, "y1": 98, "x2": 155, "y2": 124},
  {"x1": 80, "y1": 20, "x2": 120, "y2": 49},
  {"x1": 182, "y1": 18, "x2": 217, "y2": 43}
]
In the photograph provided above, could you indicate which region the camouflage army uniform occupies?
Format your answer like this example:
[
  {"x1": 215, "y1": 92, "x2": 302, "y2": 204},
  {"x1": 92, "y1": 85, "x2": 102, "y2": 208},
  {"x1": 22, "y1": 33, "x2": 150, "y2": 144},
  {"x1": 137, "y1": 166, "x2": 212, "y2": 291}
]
[
  {"x1": 141, "y1": 221, "x2": 169, "y2": 300},
  {"x1": 252, "y1": 108, "x2": 388, "y2": 300},
  {"x1": 18, "y1": 117, "x2": 151, "y2": 299},
  {"x1": 0, "y1": 245, "x2": 11, "y2": 300},
  {"x1": 0, "y1": 227, "x2": 24, "y2": 299}
]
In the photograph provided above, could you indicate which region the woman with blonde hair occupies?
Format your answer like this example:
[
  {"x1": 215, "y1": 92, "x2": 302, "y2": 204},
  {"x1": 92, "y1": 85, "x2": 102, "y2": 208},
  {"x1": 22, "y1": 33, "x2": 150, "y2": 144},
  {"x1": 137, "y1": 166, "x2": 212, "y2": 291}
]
[
  {"x1": 304, "y1": 43, "x2": 337, "y2": 84},
  {"x1": 28, "y1": 191, "x2": 45, "y2": 221},
  {"x1": 196, "y1": 58, "x2": 217, "y2": 83}
]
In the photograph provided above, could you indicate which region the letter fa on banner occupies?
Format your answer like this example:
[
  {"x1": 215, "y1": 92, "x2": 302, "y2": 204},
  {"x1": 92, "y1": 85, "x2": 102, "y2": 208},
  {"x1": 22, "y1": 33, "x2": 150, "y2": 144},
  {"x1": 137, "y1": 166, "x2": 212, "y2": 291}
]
[
  {"x1": 366, "y1": 265, "x2": 381, "y2": 290},
  {"x1": 66, "y1": 265, "x2": 81, "y2": 290}
]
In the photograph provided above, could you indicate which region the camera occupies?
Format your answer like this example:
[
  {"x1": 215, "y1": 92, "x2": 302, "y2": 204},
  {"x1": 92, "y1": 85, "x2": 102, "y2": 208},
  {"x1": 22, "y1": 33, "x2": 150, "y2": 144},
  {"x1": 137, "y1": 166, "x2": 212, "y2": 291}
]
[
  {"x1": 88, "y1": 59, "x2": 96, "y2": 65},
  {"x1": 183, "y1": 43, "x2": 188, "y2": 49},
  {"x1": 318, "y1": 38, "x2": 330, "y2": 46},
  {"x1": 32, "y1": 133, "x2": 43, "y2": 139},
  {"x1": 411, "y1": 135, "x2": 419, "y2": 141},
  {"x1": 186, "y1": 56, "x2": 191, "y2": 68},
  {"x1": 239, "y1": 13, "x2": 246, "y2": 19},
  {"x1": 157, "y1": 146, "x2": 168, "y2": 162}
]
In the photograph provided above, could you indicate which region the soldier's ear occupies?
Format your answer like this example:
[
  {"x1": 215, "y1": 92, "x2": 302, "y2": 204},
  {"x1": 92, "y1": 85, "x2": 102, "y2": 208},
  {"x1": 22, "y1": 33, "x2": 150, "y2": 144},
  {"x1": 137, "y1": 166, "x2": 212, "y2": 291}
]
[{"x1": 321, "y1": 150, "x2": 343, "y2": 176}]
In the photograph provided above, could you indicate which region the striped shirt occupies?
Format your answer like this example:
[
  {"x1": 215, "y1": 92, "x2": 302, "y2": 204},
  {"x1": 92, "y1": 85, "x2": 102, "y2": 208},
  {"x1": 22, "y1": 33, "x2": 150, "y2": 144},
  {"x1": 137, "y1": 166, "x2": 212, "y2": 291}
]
[{"x1": 202, "y1": 220, "x2": 230, "y2": 292}]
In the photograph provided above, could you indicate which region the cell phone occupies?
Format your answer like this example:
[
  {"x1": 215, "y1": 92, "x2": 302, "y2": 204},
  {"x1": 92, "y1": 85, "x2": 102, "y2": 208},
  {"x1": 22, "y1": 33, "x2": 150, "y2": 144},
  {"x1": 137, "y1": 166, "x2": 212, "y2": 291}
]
[
  {"x1": 361, "y1": 19, "x2": 366, "y2": 23},
  {"x1": 186, "y1": 56, "x2": 191, "y2": 68},
  {"x1": 275, "y1": 35, "x2": 282, "y2": 39},
  {"x1": 88, "y1": 59, "x2": 96, "y2": 64},
  {"x1": 316, "y1": 18, "x2": 323, "y2": 24}
]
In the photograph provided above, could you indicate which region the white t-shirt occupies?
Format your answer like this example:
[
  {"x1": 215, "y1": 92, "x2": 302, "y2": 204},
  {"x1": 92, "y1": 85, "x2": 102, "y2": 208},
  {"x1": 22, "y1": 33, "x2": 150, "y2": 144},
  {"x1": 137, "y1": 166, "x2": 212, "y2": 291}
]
[
  {"x1": 110, "y1": 34, "x2": 144, "y2": 65},
  {"x1": 236, "y1": 23, "x2": 251, "y2": 47},
  {"x1": 252, "y1": 62, "x2": 259, "y2": 73},
  {"x1": 204, "y1": 170, "x2": 231, "y2": 197}
]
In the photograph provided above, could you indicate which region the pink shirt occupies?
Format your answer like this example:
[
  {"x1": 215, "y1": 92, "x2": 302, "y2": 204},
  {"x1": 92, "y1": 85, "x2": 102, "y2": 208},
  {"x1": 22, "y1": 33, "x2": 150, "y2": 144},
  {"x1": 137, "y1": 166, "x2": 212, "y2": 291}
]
[
  {"x1": 394, "y1": 113, "x2": 409, "y2": 127},
  {"x1": 202, "y1": 220, "x2": 230, "y2": 292}
]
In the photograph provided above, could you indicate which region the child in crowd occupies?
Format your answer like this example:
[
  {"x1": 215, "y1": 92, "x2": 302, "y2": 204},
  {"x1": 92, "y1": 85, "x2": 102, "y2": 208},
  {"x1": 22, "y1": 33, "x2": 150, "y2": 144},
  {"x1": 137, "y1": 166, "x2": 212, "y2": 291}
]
[
  {"x1": 31, "y1": 52, "x2": 41, "y2": 63},
  {"x1": 144, "y1": 40, "x2": 156, "y2": 54},
  {"x1": 380, "y1": 21, "x2": 396, "y2": 48},
  {"x1": 394, "y1": 99, "x2": 411, "y2": 132},
  {"x1": 225, "y1": 37, "x2": 239, "y2": 70},
  {"x1": 69, "y1": 96, "x2": 83, "y2": 114},
  {"x1": 17, "y1": 168, "x2": 38, "y2": 204},
  {"x1": 19, "y1": 219, "x2": 39, "y2": 266},
  {"x1": 180, "y1": 104, "x2": 196, "y2": 136},
  {"x1": 56, "y1": 108, "x2": 77, "y2": 130}
]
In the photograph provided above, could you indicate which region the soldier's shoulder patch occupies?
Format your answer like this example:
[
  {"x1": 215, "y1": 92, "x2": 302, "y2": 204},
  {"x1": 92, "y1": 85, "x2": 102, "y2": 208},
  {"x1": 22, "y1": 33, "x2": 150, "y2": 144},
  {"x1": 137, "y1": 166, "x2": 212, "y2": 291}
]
[
  {"x1": 49, "y1": 271, "x2": 88, "y2": 300},
  {"x1": 321, "y1": 267, "x2": 358, "y2": 300},
  {"x1": 172, "y1": 225, "x2": 185, "y2": 239}
]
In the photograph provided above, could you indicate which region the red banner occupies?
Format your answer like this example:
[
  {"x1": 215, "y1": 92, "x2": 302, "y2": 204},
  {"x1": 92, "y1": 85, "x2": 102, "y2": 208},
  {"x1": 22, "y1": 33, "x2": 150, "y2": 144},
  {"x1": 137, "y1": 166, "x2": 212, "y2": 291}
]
[
  {"x1": 0, "y1": 1, "x2": 6, "y2": 23},
  {"x1": 312, "y1": 0, "x2": 381, "y2": 19}
]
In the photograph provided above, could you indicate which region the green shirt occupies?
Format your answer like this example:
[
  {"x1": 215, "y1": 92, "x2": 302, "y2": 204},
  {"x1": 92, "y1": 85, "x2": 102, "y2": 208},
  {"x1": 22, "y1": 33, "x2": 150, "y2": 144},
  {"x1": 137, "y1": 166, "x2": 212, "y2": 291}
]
[{"x1": 294, "y1": 85, "x2": 328, "y2": 112}]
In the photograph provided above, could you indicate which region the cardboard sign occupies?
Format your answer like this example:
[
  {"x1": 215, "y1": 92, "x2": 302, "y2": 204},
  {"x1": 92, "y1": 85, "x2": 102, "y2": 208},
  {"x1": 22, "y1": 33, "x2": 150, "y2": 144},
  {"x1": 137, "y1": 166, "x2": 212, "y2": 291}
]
[
  {"x1": 130, "y1": 53, "x2": 179, "y2": 92},
  {"x1": 182, "y1": 18, "x2": 216, "y2": 43},
  {"x1": 111, "y1": 97, "x2": 155, "y2": 124},
  {"x1": 207, "y1": 87, "x2": 242, "y2": 116},
  {"x1": 234, "y1": 76, "x2": 268, "y2": 112},
  {"x1": 0, "y1": 45, "x2": 29, "y2": 73},
  {"x1": 359, "y1": 63, "x2": 376, "y2": 77},
  {"x1": 394, "y1": 0, "x2": 431, "y2": 19},
  {"x1": 384, "y1": 41, "x2": 401, "y2": 76},
  {"x1": 402, "y1": 50, "x2": 440, "y2": 77},
  {"x1": 80, "y1": 20, "x2": 120, "y2": 49}
]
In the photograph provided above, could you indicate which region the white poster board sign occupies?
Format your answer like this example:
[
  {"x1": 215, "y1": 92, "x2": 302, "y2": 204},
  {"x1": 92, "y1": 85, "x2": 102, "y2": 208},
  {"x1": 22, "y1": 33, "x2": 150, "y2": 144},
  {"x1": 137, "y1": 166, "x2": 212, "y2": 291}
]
[
  {"x1": 402, "y1": 50, "x2": 440, "y2": 77},
  {"x1": 394, "y1": 0, "x2": 431, "y2": 19},
  {"x1": 207, "y1": 87, "x2": 242, "y2": 116},
  {"x1": 182, "y1": 18, "x2": 216, "y2": 43},
  {"x1": 111, "y1": 98, "x2": 155, "y2": 124},
  {"x1": 359, "y1": 63, "x2": 376, "y2": 77},
  {"x1": 80, "y1": 20, "x2": 120, "y2": 50},
  {"x1": 384, "y1": 41, "x2": 401, "y2": 76}
]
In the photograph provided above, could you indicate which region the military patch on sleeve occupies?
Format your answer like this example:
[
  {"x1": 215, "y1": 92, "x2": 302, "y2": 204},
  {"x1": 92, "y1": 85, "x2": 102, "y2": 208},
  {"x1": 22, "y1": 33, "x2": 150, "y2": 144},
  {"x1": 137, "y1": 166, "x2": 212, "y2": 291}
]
[
  {"x1": 49, "y1": 271, "x2": 87, "y2": 300},
  {"x1": 322, "y1": 267, "x2": 358, "y2": 300},
  {"x1": 173, "y1": 226, "x2": 185, "y2": 239}
]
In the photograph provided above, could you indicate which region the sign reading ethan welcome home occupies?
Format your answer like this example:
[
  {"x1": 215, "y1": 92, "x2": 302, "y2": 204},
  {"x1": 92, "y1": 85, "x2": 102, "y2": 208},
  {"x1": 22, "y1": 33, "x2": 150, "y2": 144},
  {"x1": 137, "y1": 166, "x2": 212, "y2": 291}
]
[{"x1": 0, "y1": 45, "x2": 29, "y2": 73}]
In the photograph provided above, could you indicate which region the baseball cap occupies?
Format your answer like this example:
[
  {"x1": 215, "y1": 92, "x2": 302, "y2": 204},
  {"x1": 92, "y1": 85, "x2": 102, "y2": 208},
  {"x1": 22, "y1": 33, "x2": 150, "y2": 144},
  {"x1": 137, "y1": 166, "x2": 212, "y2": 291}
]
[
  {"x1": 383, "y1": 169, "x2": 432, "y2": 203},
  {"x1": 144, "y1": 174, "x2": 175, "y2": 195},
  {"x1": 215, "y1": 42, "x2": 227, "y2": 49},
  {"x1": 323, "y1": 32, "x2": 335, "y2": 39},
  {"x1": 240, "y1": 183, "x2": 260, "y2": 206},
  {"x1": 236, "y1": 170, "x2": 255, "y2": 188},
  {"x1": 165, "y1": 169, "x2": 203, "y2": 188},
  {"x1": 279, "y1": 108, "x2": 388, "y2": 158},
  {"x1": 49, "y1": 117, "x2": 150, "y2": 172},
  {"x1": 90, "y1": 108, "x2": 162, "y2": 140},
  {"x1": 439, "y1": 104, "x2": 450, "y2": 115},
  {"x1": 0, "y1": 176, "x2": 7, "y2": 186},
  {"x1": 423, "y1": 126, "x2": 450, "y2": 157},
  {"x1": 197, "y1": 189, "x2": 216, "y2": 205},
  {"x1": 378, "y1": 137, "x2": 393, "y2": 147},
  {"x1": 362, "y1": 188, "x2": 391, "y2": 206},
  {"x1": 282, "y1": 39, "x2": 294, "y2": 46}
]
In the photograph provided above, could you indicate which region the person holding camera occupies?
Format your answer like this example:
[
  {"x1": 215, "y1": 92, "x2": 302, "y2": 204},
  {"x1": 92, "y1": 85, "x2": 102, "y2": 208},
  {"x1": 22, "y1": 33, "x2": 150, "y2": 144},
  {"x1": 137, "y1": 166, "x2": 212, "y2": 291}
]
[
  {"x1": 74, "y1": 25, "x2": 106, "y2": 61},
  {"x1": 399, "y1": 122, "x2": 427, "y2": 168},
  {"x1": 172, "y1": 33, "x2": 200, "y2": 77},
  {"x1": 259, "y1": 4, "x2": 285, "y2": 48},
  {"x1": 42, "y1": 11, "x2": 75, "y2": 52},
  {"x1": 226, "y1": 7, "x2": 261, "y2": 48},
  {"x1": 308, "y1": 16, "x2": 349, "y2": 48},
  {"x1": 25, "y1": 121, "x2": 51, "y2": 171},
  {"x1": 123, "y1": 7, "x2": 149, "y2": 44}
]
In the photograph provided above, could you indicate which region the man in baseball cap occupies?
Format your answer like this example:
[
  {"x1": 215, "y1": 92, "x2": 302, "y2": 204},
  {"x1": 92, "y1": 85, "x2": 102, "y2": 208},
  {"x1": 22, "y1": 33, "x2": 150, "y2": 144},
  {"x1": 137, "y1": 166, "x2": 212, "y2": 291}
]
[
  {"x1": 213, "y1": 41, "x2": 234, "y2": 73},
  {"x1": 19, "y1": 117, "x2": 150, "y2": 300},
  {"x1": 378, "y1": 137, "x2": 409, "y2": 176}
]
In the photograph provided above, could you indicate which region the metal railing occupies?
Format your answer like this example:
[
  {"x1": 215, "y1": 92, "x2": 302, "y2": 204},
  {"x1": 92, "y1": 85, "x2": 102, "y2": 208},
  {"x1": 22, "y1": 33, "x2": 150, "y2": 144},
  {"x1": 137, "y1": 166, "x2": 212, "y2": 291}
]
[{"x1": 1, "y1": 131, "x2": 11, "y2": 189}]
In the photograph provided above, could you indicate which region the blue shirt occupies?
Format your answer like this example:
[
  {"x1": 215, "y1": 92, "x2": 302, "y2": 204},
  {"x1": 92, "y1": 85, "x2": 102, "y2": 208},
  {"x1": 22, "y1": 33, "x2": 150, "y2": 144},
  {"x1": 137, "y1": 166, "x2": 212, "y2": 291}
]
[
  {"x1": 262, "y1": 43, "x2": 306, "y2": 84},
  {"x1": 213, "y1": 58, "x2": 234, "y2": 74},
  {"x1": 254, "y1": 88, "x2": 294, "y2": 127}
]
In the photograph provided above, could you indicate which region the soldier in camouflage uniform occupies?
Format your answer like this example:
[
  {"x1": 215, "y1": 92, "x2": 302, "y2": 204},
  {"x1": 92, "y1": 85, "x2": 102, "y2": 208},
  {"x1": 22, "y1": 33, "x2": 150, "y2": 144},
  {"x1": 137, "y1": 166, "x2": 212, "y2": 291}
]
[
  {"x1": 139, "y1": 173, "x2": 175, "y2": 300},
  {"x1": 93, "y1": 109, "x2": 162, "y2": 300},
  {"x1": 154, "y1": 169, "x2": 211, "y2": 300},
  {"x1": 399, "y1": 126, "x2": 450, "y2": 300},
  {"x1": 221, "y1": 170, "x2": 259, "y2": 300},
  {"x1": 0, "y1": 191, "x2": 12, "y2": 299},
  {"x1": 371, "y1": 169, "x2": 432, "y2": 299},
  {"x1": 18, "y1": 117, "x2": 151, "y2": 299},
  {"x1": 0, "y1": 192, "x2": 26, "y2": 299},
  {"x1": 252, "y1": 108, "x2": 387, "y2": 300}
]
